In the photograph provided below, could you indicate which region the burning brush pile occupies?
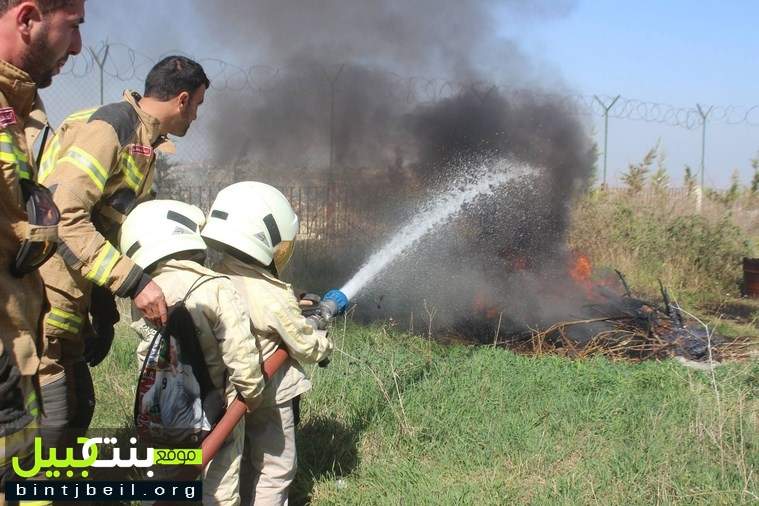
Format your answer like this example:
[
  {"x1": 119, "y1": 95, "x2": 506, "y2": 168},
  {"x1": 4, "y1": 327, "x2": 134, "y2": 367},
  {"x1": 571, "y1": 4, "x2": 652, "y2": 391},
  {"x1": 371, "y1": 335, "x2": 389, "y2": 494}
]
[
  {"x1": 350, "y1": 164, "x2": 752, "y2": 364},
  {"x1": 454, "y1": 253, "x2": 750, "y2": 362},
  {"x1": 184, "y1": 0, "x2": 752, "y2": 364}
]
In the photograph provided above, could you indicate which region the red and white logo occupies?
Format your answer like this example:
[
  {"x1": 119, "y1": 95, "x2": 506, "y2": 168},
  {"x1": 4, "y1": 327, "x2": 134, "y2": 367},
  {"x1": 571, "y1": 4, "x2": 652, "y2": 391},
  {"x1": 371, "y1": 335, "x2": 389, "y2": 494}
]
[
  {"x1": 0, "y1": 107, "x2": 17, "y2": 128},
  {"x1": 129, "y1": 144, "x2": 153, "y2": 157}
]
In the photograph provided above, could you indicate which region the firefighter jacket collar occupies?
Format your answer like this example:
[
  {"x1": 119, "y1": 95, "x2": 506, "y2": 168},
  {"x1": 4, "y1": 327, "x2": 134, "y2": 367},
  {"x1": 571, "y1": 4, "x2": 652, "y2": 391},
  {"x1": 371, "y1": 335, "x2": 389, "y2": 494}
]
[
  {"x1": 0, "y1": 59, "x2": 37, "y2": 117},
  {"x1": 218, "y1": 253, "x2": 289, "y2": 288},
  {"x1": 121, "y1": 90, "x2": 165, "y2": 147}
]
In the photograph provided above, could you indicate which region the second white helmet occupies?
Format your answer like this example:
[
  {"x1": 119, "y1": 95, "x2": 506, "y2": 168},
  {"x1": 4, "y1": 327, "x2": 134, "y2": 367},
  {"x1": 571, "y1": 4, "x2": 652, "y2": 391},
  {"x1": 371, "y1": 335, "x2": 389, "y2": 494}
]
[
  {"x1": 119, "y1": 200, "x2": 207, "y2": 269},
  {"x1": 201, "y1": 182, "x2": 299, "y2": 273}
]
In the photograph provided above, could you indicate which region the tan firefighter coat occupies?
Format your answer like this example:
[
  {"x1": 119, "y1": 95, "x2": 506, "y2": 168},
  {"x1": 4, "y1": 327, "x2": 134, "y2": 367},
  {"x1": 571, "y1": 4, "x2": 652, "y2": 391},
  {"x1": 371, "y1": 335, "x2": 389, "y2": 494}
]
[
  {"x1": 0, "y1": 59, "x2": 52, "y2": 378},
  {"x1": 37, "y1": 90, "x2": 172, "y2": 383},
  {"x1": 132, "y1": 259, "x2": 265, "y2": 410},
  {"x1": 132, "y1": 260, "x2": 264, "y2": 506},
  {"x1": 215, "y1": 254, "x2": 333, "y2": 407}
]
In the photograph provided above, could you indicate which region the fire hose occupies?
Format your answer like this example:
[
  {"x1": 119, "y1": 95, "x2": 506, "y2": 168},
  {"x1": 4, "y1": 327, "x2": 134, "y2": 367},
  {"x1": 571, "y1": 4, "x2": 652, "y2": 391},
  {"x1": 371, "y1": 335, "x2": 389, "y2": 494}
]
[
  {"x1": 152, "y1": 347, "x2": 291, "y2": 506},
  {"x1": 199, "y1": 346, "x2": 289, "y2": 470},
  {"x1": 190, "y1": 289, "x2": 349, "y2": 472},
  {"x1": 153, "y1": 289, "x2": 349, "y2": 506}
]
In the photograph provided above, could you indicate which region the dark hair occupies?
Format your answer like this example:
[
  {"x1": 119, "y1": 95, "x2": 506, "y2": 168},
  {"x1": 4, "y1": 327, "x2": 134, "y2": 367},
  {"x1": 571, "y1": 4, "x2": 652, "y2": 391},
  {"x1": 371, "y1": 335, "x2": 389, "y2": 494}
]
[
  {"x1": 0, "y1": 0, "x2": 74, "y2": 15},
  {"x1": 144, "y1": 56, "x2": 210, "y2": 101}
]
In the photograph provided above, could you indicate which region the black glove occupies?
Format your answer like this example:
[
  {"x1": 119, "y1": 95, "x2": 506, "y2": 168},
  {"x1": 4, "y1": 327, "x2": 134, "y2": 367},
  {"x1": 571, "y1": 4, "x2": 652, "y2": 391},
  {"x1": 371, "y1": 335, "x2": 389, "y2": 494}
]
[
  {"x1": 84, "y1": 319, "x2": 115, "y2": 367},
  {"x1": 300, "y1": 292, "x2": 330, "y2": 366},
  {"x1": 0, "y1": 345, "x2": 29, "y2": 428},
  {"x1": 84, "y1": 286, "x2": 119, "y2": 367}
]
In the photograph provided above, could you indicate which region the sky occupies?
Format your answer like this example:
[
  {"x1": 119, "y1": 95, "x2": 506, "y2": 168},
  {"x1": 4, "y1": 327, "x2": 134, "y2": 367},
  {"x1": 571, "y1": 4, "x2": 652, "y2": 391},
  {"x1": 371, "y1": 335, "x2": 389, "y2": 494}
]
[
  {"x1": 508, "y1": 0, "x2": 759, "y2": 187},
  {"x1": 40, "y1": 0, "x2": 759, "y2": 188}
]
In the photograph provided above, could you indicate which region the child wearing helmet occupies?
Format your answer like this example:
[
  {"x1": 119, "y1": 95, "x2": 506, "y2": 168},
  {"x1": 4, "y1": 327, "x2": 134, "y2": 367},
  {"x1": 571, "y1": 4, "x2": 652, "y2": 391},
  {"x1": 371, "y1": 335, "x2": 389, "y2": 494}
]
[
  {"x1": 119, "y1": 199, "x2": 265, "y2": 505},
  {"x1": 201, "y1": 182, "x2": 334, "y2": 506}
]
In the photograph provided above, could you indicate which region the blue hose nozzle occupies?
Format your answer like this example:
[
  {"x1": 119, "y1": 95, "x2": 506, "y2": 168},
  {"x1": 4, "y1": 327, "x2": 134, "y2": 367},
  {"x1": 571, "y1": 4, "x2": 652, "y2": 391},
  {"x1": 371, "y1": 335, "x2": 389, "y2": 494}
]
[{"x1": 322, "y1": 289, "x2": 349, "y2": 317}]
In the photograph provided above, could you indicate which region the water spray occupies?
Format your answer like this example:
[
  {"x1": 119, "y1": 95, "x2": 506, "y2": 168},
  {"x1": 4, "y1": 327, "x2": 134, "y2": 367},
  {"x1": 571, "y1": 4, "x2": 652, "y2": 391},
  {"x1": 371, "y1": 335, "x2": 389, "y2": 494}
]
[{"x1": 339, "y1": 159, "x2": 534, "y2": 301}]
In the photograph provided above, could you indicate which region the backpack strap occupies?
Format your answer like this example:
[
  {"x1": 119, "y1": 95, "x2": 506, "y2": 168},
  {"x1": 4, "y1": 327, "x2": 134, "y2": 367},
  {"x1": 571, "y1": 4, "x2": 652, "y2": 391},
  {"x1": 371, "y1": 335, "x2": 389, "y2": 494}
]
[
  {"x1": 173, "y1": 274, "x2": 228, "y2": 395},
  {"x1": 182, "y1": 274, "x2": 228, "y2": 304},
  {"x1": 133, "y1": 318, "x2": 169, "y2": 426},
  {"x1": 133, "y1": 274, "x2": 229, "y2": 428}
]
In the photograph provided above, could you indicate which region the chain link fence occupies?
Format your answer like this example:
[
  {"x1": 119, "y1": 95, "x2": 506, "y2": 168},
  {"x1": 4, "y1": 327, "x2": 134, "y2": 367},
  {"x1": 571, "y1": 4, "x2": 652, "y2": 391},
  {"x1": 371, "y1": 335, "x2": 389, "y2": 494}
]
[
  {"x1": 161, "y1": 182, "x2": 361, "y2": 239},
  {"x1": 156, "y1": 178, "x2": 378, "y2": 284}
]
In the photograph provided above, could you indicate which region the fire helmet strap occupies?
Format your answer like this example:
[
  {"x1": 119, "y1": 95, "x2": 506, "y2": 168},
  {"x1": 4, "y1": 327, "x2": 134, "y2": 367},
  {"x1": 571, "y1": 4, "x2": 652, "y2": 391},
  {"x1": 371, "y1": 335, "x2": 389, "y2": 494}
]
[
  {"x1": 125, "y1": 210, "x2": 198, "y2": 258},
  {"x1": 167, "y1": 210, "x2": 199, "y2": 232},
  {"x1": 126, "y1": 240, "x2": 141, "y2": 258},
  {"x1": 263, "y1": 214, "x2": 281, "y2": 247}
]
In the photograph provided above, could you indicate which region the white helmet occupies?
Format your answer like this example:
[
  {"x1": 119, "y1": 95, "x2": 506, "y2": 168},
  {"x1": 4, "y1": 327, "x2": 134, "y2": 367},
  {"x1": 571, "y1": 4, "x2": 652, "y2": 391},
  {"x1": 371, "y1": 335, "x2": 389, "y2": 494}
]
[
  {"x1": 201, "y1": 182, "x2": 299, "y2": 273},
  {"x1": 119, "y1": 200, "x2": 207, "y2": 269}
]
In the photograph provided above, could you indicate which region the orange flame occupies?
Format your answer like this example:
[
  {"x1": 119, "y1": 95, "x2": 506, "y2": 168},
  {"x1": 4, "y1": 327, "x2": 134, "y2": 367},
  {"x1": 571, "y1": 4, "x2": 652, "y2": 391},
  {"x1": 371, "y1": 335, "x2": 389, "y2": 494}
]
[
  {"x1": 570, "y1": 254, "x2": 592, "y2": 283},
  {"x1": 473, "y1": 292, "x2": 500, "y2": 319},
  {"x1": 569, "y1": 253, "x2": 597, "y2": 299}
]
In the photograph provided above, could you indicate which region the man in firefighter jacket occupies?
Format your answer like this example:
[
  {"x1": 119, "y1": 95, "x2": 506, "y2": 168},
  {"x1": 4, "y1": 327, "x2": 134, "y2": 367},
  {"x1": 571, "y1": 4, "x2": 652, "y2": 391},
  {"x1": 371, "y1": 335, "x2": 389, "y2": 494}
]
[
  {"x1": 202, "y1": 182, "x2": 334, "y2": 506},
  {"x1": 36, "y1": 55, "x2": 208, "y2": 444},
  {"x1": 0, "y1": 0, "x2": 84, "y2": 496},
  {"x1": 121, "y1": 200, "x2": 265, "y2": 506}
]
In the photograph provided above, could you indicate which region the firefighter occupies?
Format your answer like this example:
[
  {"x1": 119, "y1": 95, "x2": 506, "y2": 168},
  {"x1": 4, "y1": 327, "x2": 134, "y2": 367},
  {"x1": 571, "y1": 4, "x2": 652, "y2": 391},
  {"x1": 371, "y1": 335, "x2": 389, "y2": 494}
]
[
  {"x1": 0, "y1": 0, "x2": 84, "y2": 496},
  {"x1": 201, "y1": 182, "x2": 334, "y2": 506},
  {"x1": 120, "y1": 200, "x2": 265, "y2": 505},
  {"x1": 36, "y1": 56, "x2": 209, "y2": 446}
]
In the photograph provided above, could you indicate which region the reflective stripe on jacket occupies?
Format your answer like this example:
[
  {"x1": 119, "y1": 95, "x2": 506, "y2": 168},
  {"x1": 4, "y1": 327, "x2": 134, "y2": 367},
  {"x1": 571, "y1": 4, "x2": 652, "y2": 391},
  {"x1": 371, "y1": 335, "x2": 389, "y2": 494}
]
[
  {"x1": 37, "y1": 91, "x2": 172, "y2": 379},
  {"x1": 0, "y1": 59, "x2": 50, "y2": 376}
]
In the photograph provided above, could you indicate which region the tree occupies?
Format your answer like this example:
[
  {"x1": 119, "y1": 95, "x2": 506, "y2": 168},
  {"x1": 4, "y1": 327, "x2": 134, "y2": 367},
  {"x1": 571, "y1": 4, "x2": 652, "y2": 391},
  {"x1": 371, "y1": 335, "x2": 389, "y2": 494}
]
[
  {"x1": 621, "y1": 143, "x2": 658, "y2": 194},
  {"x1": 649, "y1": 147, "x2": 669, "y2": 193},
  {"x1": 726, "y1": 169, "x2": 741, "y2": 205},
  {"x1": 706, "y1": 169, "x2": 741, "y2": 207}
]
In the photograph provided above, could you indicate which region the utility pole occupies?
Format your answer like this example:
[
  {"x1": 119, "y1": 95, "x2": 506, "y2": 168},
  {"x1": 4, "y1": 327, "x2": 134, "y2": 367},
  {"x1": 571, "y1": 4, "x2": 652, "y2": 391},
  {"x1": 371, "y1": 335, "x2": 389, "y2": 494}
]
[
  {"x1": 593, "y1": 95, "x2": 620, "y2": 188},
  {"x1": 88, "y1": 41, "x2": 110, "y2": 105}
]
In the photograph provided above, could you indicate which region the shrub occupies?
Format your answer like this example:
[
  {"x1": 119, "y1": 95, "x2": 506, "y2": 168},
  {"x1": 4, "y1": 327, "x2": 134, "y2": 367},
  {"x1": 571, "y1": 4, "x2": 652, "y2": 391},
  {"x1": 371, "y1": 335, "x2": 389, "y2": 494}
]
[{"x1": 570, "y1": 190, "x2": 752, "y2": 305}]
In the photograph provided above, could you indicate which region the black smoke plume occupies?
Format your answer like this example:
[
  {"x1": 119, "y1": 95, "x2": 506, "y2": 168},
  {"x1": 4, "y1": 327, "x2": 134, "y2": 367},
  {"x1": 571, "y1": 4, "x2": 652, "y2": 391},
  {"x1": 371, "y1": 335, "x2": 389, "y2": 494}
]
[{"x1": 187, "y1": 0, "x2": 596, "y2": 334}]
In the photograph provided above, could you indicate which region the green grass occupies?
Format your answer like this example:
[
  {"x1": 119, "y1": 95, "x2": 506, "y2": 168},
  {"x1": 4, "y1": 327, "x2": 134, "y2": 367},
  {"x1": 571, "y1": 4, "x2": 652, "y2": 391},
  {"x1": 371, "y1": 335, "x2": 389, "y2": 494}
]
[
  {"x1": 91, "y1": 320, "x2": 758, "y2": 505},
  {"x1": 89, "y1": 321, "x2": 142, "y2": 428}
]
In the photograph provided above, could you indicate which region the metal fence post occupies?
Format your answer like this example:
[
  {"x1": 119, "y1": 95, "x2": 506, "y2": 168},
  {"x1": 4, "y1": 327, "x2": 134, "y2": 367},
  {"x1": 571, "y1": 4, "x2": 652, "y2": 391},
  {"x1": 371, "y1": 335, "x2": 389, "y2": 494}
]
[
  {"x1": 696, "y1": 103, "x2": 714, "y2": 190},
  {"x1": 593, "y1": 95, "x2": 620, "y2": 188},
  {"x1": 695, "y1": 104, "x2": 713, "y2": 213},
  {"x1": 327, "y1": 64, "x2": 345, "y2": 171},
  {"x1": 88, "y1": 42, "x2": 110, "y2": 105}
]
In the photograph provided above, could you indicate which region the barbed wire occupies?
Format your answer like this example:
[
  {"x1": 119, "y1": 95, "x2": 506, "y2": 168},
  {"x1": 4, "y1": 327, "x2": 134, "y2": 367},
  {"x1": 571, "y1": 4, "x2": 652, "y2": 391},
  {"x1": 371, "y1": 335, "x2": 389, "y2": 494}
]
[{"x1": 61, "y1": 41, "x2": 759, "y2": 130}]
